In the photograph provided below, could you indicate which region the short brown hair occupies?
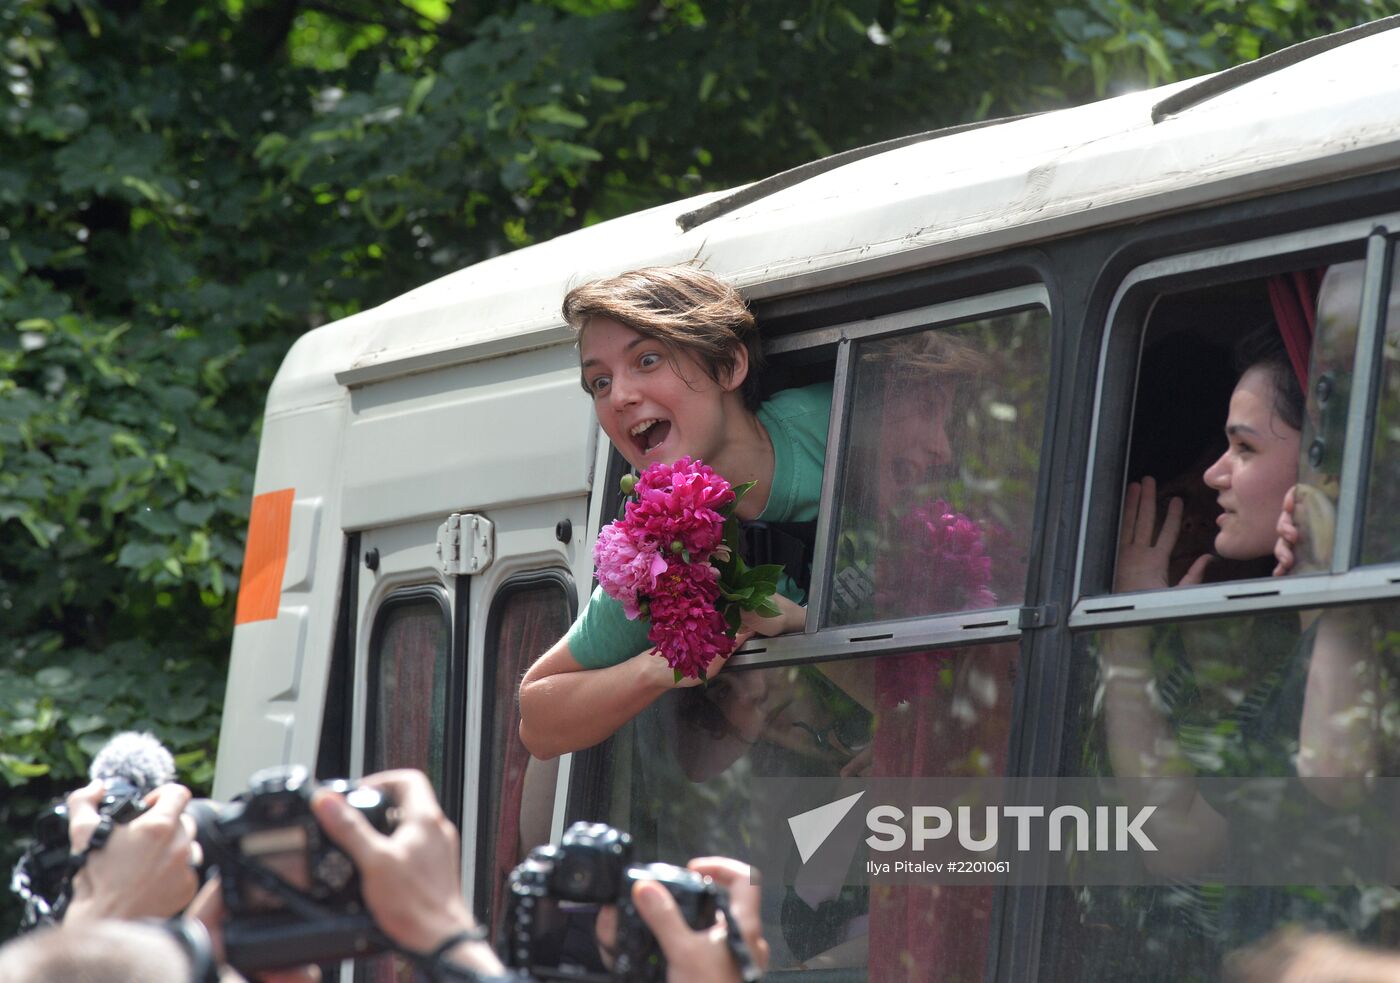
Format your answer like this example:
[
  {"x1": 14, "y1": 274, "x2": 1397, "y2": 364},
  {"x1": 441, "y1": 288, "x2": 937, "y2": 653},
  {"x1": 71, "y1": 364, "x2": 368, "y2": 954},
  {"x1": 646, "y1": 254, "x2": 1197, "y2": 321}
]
[{"x1": 563, "y1": 265, "x2": 765, "y2": 409}]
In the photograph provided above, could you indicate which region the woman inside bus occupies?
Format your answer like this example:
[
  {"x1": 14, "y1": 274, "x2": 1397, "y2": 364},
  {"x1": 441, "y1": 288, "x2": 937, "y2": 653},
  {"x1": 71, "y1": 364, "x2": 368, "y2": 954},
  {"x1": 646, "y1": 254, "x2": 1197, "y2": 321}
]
[
  {"x1": 518, "y1": 265, "x2": 830, "y2": 761},
  {"x1": 1106, "y1": 324, "x2": 1307, "y2": 873}
]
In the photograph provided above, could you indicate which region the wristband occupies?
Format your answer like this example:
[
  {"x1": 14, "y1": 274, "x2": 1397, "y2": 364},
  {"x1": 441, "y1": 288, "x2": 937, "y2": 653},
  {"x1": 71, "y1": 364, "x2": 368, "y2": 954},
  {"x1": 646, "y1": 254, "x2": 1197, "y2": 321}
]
[{"x1": 424, "y1": 925, "x2": 490, "y2": 977}]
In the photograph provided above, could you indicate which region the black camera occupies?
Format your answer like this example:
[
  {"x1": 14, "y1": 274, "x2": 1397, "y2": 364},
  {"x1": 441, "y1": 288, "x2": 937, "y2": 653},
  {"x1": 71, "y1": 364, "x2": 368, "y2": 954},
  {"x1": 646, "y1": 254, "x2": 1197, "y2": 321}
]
[
  {"x1": 188, "y1": 765, "x2": 397, "y2": 974},
  {"x1": 14, "y1": 781, "x2": 151, "y2": 927},
  {"x1": 11, "y1": 731, "x2": 176, "y2": 930},
  {"x1": 503, "y1": 822, "x2": 719, "y2": 982}
]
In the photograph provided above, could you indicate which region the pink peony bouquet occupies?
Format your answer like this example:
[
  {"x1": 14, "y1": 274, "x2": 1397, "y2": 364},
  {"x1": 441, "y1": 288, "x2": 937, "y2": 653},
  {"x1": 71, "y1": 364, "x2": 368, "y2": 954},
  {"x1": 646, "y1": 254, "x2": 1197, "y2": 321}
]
[{"x1": 593, "y1": 457, "x2": 782, "y2": 681}]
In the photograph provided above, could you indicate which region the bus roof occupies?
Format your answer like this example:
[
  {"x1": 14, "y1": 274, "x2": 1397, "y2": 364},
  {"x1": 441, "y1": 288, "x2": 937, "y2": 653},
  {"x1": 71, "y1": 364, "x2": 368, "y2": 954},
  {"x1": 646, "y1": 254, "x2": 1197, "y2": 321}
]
[{"x1": 270, "y1": 23, "x2": 1400, "y2": 411}]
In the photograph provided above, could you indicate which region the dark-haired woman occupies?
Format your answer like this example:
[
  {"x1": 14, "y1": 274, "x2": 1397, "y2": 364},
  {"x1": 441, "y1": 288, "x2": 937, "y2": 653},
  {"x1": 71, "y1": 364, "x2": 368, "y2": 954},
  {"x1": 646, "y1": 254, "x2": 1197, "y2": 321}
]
[{"x1": 1098, "y1": 327, "x2": 1374, "y2": 967}]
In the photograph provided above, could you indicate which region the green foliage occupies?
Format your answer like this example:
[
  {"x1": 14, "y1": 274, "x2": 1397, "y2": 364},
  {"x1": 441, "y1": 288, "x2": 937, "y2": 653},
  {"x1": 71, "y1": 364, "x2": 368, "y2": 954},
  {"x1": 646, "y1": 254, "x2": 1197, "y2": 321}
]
[{"x1": 2, "y1": 0, "x2": 1397, "y2": 938}]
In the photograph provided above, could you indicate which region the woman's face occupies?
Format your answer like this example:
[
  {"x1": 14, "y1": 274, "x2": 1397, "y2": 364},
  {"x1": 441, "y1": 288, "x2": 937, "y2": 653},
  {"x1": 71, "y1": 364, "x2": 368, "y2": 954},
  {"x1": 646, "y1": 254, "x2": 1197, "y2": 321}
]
[
  {"x1": 579, "y1": 318, "x2": 741, "y2": 471},
  {"x1": 1202, "y1": 366, "x2": 1301, "y2": 560}
]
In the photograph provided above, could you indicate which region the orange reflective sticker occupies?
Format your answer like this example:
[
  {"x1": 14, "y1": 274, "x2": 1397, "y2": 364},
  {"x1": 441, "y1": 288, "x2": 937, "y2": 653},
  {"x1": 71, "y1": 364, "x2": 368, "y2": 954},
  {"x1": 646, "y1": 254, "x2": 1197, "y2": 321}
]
[{"x1": 234, "y1": 488, "x2": 295, "y2": 626}]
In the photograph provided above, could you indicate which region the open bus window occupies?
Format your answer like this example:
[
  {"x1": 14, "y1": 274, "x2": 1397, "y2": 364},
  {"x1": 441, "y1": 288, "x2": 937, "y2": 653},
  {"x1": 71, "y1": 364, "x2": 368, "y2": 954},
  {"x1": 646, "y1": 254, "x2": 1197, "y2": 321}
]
[
  {"x1": 823, "y1": 308, "x2": 1049, "y2": 627},
  {"x1": 1109, "y1": 263, "x2": 1365, "y2": 593},
  {"x1": 1054, "y1": 249, "x2": 1400, "y2": 980},
  {"x1": 592, "y1": 642, "x2": 1019, "y2": 980}
]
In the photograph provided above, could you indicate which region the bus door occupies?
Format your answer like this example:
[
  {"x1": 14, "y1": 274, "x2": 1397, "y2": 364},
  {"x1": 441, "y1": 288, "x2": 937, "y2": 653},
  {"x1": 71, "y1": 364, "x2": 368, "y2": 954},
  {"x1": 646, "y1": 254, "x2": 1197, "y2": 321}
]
[{"x1": 351, "y1": 515, "x2": 478, "y2": 823}]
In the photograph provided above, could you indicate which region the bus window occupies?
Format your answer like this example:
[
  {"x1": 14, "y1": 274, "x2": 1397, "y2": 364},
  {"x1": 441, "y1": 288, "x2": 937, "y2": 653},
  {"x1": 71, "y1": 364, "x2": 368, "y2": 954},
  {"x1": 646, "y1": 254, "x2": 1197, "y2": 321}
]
[
  {"x1": 1057, "y1": 241, "x2": 1400, "y2": 979},
  {"x1": 1109, "y1": 263, "x2": 1363, "y2": 593},
  {"x1": 365, "y1": 589, "x2": 451, "y2": 790},
  {"x1": 592, "y1": 642, "x2": 1020, "y2": 980},
  {"x1": 824, "y1": 308, "x2": 1049, "y2": 627},
  {"x1": 361, "y1": 589, "x2": 453, "y2": 983},
  {"x1": 1360, "y1": 251, "x2": 1400, "y2": 566},
  {"x1": 476, "y1": 574, "x2": 573, "y2": 931},
  {"x1": 1045, "y1": 598, "x2": 1400, "y2": 980}
]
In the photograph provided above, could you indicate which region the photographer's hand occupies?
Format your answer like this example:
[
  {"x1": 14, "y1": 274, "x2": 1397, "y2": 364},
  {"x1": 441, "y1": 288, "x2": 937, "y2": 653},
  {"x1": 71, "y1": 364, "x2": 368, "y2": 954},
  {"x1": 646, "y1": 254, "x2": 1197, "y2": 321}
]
[
  {"x1": 311, "y1": 769, "x2": 506, "y2": 976},
  {"x1": 632, "y1": 858, "x2": 770, "y2": 983},
  {"x1": 63, "y1": 780, "x2": 200, "y2": 925}
]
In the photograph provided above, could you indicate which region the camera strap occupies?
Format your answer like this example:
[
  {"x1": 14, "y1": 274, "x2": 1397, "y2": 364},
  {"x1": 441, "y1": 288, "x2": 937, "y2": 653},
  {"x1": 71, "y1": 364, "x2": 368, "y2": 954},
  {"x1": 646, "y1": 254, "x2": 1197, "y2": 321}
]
[
  {"x1": 716, "y1": 894, "x2": 763, "y2": 983},
  {"x1": 150, "y1": 917, "x2": 221, "y2": 983},
  {"x1": 9, "y1": 846, "x2": 55, "y2": 930},
  {"x1": 200, "y1": 832, "x2": 391, "y2": 933}
]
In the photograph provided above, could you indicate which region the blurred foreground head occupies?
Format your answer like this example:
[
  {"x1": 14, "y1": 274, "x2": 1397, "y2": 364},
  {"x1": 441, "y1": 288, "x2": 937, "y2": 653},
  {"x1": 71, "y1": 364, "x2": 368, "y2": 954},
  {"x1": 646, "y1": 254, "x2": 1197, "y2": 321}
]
[
  {"x1": 0, "y1": 920, "x2": 194, "y2": 983},
  {"x1": 1226, "y1": 928, "x2": 1400, "y2": 983}
]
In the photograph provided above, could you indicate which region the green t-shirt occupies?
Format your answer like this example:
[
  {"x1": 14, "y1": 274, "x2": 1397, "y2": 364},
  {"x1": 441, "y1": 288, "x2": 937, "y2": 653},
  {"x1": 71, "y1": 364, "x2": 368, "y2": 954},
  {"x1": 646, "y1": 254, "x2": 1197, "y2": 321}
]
[{"x1": 567, "y1": 381, "x2": 833, "y2": 670}]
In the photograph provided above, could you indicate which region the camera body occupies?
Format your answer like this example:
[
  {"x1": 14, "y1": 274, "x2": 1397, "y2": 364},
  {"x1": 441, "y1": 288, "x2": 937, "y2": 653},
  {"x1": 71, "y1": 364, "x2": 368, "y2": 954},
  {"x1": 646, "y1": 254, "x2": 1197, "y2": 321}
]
[
  {"x1": 189, "y1": 765, "x2": 396, "y2": 974},
  {"x1": 504, "y1": 822, "x2": 718, "y2": 982},
  {"x1": 16, "y1": 780, "x2": 149, "y2": 927}
]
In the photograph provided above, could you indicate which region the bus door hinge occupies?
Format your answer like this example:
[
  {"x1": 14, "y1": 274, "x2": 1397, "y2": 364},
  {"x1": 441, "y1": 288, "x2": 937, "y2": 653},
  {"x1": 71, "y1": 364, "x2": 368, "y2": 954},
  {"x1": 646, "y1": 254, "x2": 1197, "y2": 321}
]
[
  {"x1": 437, "y1": 513, "x2": 494, "y2": 576},
  {"x1": 1017, "y1": 604, "x2": 1059, "y2": 629}
]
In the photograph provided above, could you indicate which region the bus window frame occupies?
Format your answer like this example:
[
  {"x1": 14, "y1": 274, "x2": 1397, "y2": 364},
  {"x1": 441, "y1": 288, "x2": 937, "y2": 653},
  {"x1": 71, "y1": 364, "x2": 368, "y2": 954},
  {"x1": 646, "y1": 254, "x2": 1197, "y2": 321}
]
[
  {"x1": 1071, "y1": 215, "x2": 1400, "y2": 632},
  {"x1": 715, "y1": 282, "x2": 1056, "y2": 672}
]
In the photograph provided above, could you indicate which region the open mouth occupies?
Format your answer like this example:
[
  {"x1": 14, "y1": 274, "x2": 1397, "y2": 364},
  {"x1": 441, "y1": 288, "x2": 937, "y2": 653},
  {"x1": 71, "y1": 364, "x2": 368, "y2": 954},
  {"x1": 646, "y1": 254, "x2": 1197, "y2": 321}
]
[{"x1": 629, "y1": 418, "x2": 672, "y2": 455}]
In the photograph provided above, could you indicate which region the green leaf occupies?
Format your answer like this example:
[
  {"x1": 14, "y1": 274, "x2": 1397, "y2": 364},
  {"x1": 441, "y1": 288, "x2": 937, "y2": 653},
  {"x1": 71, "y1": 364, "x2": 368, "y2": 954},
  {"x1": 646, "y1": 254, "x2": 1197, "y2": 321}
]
[
  {"x1": 406, "y1": 74, "x2": 436, "y2": 116},
  {"x1": 35, "y1": 667, "x2": 73, "y2": 689},
  {"x1": 254, "y1": 132, "x2": 289, "y2": 161},
  {"x1": 530, "y1": 104, "x2": 588, "y2": 128},
  {"x1": 0, "y1": 755, "x2": 51, "y2": 780},
  {"x1": 724, "y1": 604, "x2": 742, "y2": 632},
  {"x1": 18, "y1": 512, "x2": 60, "y2": 548},
  {"x1": 698, "y1": 71, "x2": 718, "y2": 102},
  {"x1": 67, "y1": 714, "x2": 107, "y2": 735},
  {"x1": 121, "y1": 175, "x2": 173, "y2": 206},
  {"x1": 174, "y1": 500, "x2": 215, "y2": 526}
]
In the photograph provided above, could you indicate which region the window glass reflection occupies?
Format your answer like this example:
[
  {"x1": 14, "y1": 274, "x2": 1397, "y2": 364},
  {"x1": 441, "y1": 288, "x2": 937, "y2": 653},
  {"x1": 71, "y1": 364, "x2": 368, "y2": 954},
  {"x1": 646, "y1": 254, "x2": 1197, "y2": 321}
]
[
  {"x1": 1360, "y1": 252, "x2": 1400, "y2": 565},
  {"x1": 369, "y1": 598, "x2": 449, "y2": 785},
  {"x1": 599, "y1": 643, "x2": 1019, "y2": 980},
  {"x1": 826, "y1": 309, "x2": 1049, "y2": 626},
  {"x1": 1045, "y1": 600, "x2": 1400, "y2": 980}
]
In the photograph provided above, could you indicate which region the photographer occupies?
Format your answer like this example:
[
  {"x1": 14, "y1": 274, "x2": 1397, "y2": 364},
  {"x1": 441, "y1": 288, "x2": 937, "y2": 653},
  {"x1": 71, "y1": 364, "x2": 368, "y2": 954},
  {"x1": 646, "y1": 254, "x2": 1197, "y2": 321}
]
[{"x1": 3, "y1": 767, "x2": 767, "y2": 983}]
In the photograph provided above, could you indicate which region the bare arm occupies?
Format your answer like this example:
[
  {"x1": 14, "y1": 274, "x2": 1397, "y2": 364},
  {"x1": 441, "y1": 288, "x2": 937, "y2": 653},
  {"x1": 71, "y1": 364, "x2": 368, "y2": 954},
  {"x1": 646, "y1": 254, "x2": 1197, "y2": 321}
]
[
  {"x1": 1297, "y1": 608, "x2": 1380, "y2": 804},
  {"x1": 1101, "y1": 478, "x2": 1226, "y2": 875},
  {"x1": 519, "y1": 636, "x2": 711, "y2": 760},
  {"x1": 1276, "y1": 484, "x2": 1383, "y2": 804}
]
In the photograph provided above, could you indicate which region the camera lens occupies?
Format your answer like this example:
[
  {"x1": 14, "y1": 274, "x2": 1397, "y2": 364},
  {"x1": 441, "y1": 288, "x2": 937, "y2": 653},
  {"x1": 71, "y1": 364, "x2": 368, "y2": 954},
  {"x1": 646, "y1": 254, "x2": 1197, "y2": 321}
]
[{"x1": 559, "y1": 856, "x2": 595, "y2": 896}]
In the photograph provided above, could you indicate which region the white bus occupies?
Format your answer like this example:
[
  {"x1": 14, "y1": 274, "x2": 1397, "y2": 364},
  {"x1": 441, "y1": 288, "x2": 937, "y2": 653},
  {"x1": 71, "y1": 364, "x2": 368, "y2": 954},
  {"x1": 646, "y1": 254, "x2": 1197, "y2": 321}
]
[{"x1": 215, "y1": 17, "x2": 1400, "y2": 980}]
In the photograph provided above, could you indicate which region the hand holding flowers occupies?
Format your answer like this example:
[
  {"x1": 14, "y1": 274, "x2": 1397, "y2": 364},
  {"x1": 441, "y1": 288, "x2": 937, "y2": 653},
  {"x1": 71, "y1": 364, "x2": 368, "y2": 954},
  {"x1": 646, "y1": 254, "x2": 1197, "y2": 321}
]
[{"x1": 593, "y1": 457, "x2": 785, "y2": 682}]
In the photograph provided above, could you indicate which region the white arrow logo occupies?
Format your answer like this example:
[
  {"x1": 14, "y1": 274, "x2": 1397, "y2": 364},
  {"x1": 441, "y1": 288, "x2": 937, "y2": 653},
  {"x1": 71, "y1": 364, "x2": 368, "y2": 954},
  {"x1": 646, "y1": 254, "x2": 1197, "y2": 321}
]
[{"x1": 788, "y1": 791, "x2": 865, "y2": 864}]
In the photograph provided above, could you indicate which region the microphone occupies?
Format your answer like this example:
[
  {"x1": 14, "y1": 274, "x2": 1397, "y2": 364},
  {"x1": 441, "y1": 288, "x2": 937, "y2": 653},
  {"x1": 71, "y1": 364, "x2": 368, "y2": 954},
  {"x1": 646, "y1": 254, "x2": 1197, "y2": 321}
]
[{"x1": 88, "y1": 730, "x2": 178, "y2": 807}]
